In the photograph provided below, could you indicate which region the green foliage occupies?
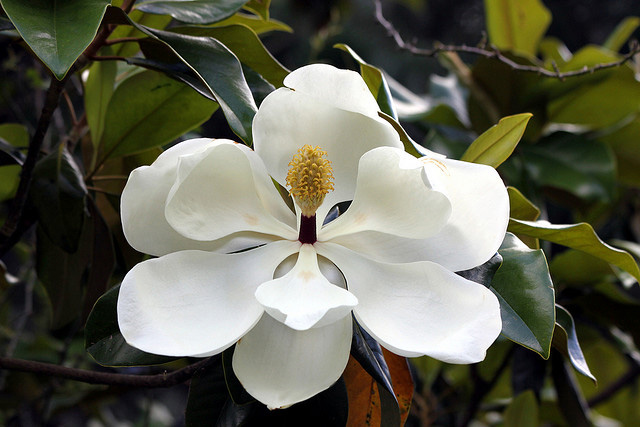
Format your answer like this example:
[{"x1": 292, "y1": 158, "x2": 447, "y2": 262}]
[
  {"x1": 136, "y1": 0, "x2": 248, "y2": 25},
  {"x1": 484, "y1": 0, "x2": 551, "y2": 56}
]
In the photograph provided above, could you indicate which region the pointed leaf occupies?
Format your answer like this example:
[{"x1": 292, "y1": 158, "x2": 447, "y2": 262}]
[
  {"x1": 490, "y1": 233, "x2": 555, "y2": 358},
  {"x1": 484, "y1": 0, "x2": 551, "y2": 56},
  {"x1": 85, "y1": 284, "x2": 178, "y2": 366},
  {"x1": 136, "y1": 0, "x2": 247, "y2": 25},
  {"x1": 461, "y1": 113, "x2": 532, "y2": 167},
  {"x1": 0, "y1": 0, "x2": 109, "y2": 79},
  {"x1": 508, "y1": 219, "x2": 640, "y2": 282},
  {"x1": 98, "y1": 70, "x2": 217, "y2": 161},
  {"x1": 457, "y1": 252, "x2": 503, "y2": 286},
  {"x1": 84, "y1": 48, "x2": 117, "y2": 148},
  {"x1": 553, "y1": 305, "x2": 596, "y2": 383},
  {"x1": 244, "y1": 0, "x2": 270, "y2": 20},
  {"x1": 603, "y1": 16, "x2": 640, "y2": 52}
]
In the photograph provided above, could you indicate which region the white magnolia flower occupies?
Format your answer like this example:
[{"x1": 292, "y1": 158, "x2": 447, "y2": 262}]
[{"x1": 117, "y1": 64, "x2": 508, "y2": 409}]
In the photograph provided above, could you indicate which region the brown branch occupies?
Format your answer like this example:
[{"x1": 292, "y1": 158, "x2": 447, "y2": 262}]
[
  {"x1": 373, "y1": 0, "x2": 640, "y2": 80},
  {"x1": 0, "y1": 356, "x2": 215, "y2": 387},
  {"x1": 103, "y1": 36, "x2": 142, "y2": 46}
]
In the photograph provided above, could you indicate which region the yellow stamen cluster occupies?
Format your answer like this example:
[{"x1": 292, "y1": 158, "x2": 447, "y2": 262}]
[{"x1": 286, "y1": 145, "x2": 335, "y2": 217}]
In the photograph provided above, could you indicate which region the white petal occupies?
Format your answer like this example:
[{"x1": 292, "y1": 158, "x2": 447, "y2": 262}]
[
  {"x1": 121, "y1": 138, "x2": 235, "y2": 256},
  {"x1": 255, "y1": 244, "x2": 357, "y2": 330},
  {"x1": 253, "y1": 88, "x2": 402, "y2": 223},
  {"x1": 117, "y1": 240, "x2": 299, "y2": 357},
  {"x1": 316, "y1": 242, "x2": 502, "y2": 363},
  {"x1": 320, "y1": 147, "x2": 451, "y2": 241},
  {"x1": 413, "y1": 157, "x2": 509, "y2": 271},
  {"x1": 165, "y1": 143, "x2": 297, "y2": 242},
  {"x1": 233, "y1": 313, "x2": 352, "y2": 409},
  {"x1": 283, "y1": 64, "x2": 381, "y2": 118}
]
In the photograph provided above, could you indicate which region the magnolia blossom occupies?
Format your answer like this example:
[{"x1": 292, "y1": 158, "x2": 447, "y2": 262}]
[{"x1": 117, "y1": 64, "x2": 508, "y2": 409}]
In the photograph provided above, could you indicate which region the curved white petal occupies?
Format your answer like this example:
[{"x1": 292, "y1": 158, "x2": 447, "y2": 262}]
[
  {"x1": 117, "y1": 240, "x2": 299, "y2": 357},
  {"x1": 122, "y1": 138, "x2": 235, "y2": 256},
  {"x1": 233, "y1": 313, "x2": 352, "y2": 409},
  {"x1": 165, "y1": 143, "x2": 297, "y2": 242},
  {"x1": 255, "y1": 244, "x2": 357, "y2": 330},
  {"x1": 283, "y1": 64, "x2": 382, "y2": 117},
  {"x1": 317, "y1": 242, "x2": 502, "y2": 364},
  {"x1": 412, "y1": 157, "x2": 509, "y2": 271},
  {"x1": 253, "y1": 88, "x2": 402, "y2": 223},
  {"x1": 320, "y1": 147, "x2": 451, "y2": 241}
]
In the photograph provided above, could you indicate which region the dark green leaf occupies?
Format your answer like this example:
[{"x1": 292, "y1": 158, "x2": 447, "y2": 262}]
[
  {"x1": 172, "y1": 25, "x2": 289, "y2": 87},
  {"x1": 30, "y1": 145, "x2": 87, "y2": 252},
  {"x1": 490, "y1": 233, "x2": 555, "y2": 358},
  {"x1": 185, "y1": 356, "x2": 228, "y2": 427},
  {"x1": 136, "y1": 0, "x2": 247, "y2": 25},
  {"x1": 98, "y1": 70, "x2": 217, "y2": 161},
  {"x1": 503, "y1": 390, "x2": 539, "y2": 427},
  {"x1": 461, "y1": 113, "x2": 532, "y2": 167},
  {"x1": 508, "y1": 219, "x2": 640, "y2": 282},
  {"x1": 457, "y1": 252, "x2": 503, "y2": 286},
  {"x1": 508, "y1": 186, "x2": 540, "y2": 221},
  {"x1": 598, "y1": 114, "x2": 640, "y2": 186},
  {"x1": 553, "y1": 305, "x2": 596, "y2": 383},
  {"x1": 551, "y1": 352, "x2": 591, "y2": 427},
  {"x1": 85, "y1": 284, "x2": 178, "y2": 366},
  {"x1": 0, "y1": 0, "x2": 109, "y2": 79},
  {"x1": 108, "y1": 9, "x2": 172, "y2": 58},
  {"x1": 84, "y1": 48, "x2": 117, "y2": 151},
  {"x1": 213, "y1": 13, "x2": 292, "y2": 35},
  {"x1": 221, "y1": 347, "x2": 254, "y2": 405}
]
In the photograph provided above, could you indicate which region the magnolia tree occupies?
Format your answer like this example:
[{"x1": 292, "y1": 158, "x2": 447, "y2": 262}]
[{"x1": 1, "y1": 0, "x2": 640, "y2": 426}]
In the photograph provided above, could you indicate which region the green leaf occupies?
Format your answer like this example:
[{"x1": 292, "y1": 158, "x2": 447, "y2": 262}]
[
  {"x1": 172, "y1": 24, "x2": 289, "y2": 87},
  {"x1": 461, "y1": 113, "x2": 532, "y2": 167},
  {"x1": 603, "y1": 16, "x2": 640, "y2": 52},
  {"x1": 108, "y1": 9, "x2": 173, "y2": 58},
  {"x1": 98, "y1": 70, "x2": 217, "y2": 161},
  {"x1": 30, "y1": 145, "x2": 88, "y2": 253},
  {"x1": 520, "y1": 132, "x2": 616, "y2": 203},
  {"x1": 0, "y1": 124, "x2": 29, "y2": 201},
  {"x1": 213, "y1": 13, "x2": 292, "y2": 35},
  {"x1": 539, "y1": 37, "x2": 571, "y2": 67},
  {"x1": 377, "y1": 112, "x2": 432, "y2": 158},
  {"x1": 598, "y1": 114, "x2": 640, "y2": 186},
  {"x1": 185, "y1": 357, "x2": 228, "y2": 426},
  {"x1": 484, "y1": 0, "x2": 551, "y2": 56},
  {"x1": 84, "y1": 48, "x2": 117, "y2": 148},
  {"x1": 334, "y1": 44, "x2": 396, "y2": 118},
  {"x1": 508, "y1": 186, "x2": 540, "y2": 221},
  {"x1": 551, "y1": 354, "x2": 591, "y2": 427},
  {"x1": 0, "y1": 123, "x2": 29, "y2": 148},
  {"x1": 503, "y1": 390, "x2": 539, "y2": 427},
  {"x1": 508, "y1": 219, "x2": 640, "y2": 282},
  {"x1": 490, "y1": 233, "x2": 555, "y2": 358},
  {"x1": 0, "y1": 0, "x2": 109, "y2": 79},
  {"x1": 550, "y1": 249, "x2": 614, "y2": 287},
  {"x1": 553, "y1": 305, "x2": 596, "y2": 383},
  {"x1": 0, "y1": 165, "x2": 20, "y2": 201},
  {"x1": 136, "y1": 0, "x2": 247, "y2": 25},
  {"x1": 244, "y1": 0, "x2": 270, "y2": 20},
  {"x1": 85, "y1": 284, "x2": 177, "y2": 366}
]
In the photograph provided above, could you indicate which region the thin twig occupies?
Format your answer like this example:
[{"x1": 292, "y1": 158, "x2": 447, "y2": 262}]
[
  {"x1": 588, "y1": 363, "x2": 640, "y2": 407},
  {"x1": 0, "y1": 356, "x2": 215, "y2": 387},
  {"x1": 103, "y1": 37, "x2": 143, "y2": 46},
  {"x1": 373, "y1": 0, "x2": 640, "y2": 80}
]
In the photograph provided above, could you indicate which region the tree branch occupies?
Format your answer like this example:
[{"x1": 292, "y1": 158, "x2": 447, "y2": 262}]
[
  {"x1": 373, "y1": 0, "x2": 640, "y2": 80},
  {"x1": 0, "y1": 356, "x2": 216, "y2": 388},
  {"x1": 588, "y1": 363, "x2": 640, "y2": 407}
]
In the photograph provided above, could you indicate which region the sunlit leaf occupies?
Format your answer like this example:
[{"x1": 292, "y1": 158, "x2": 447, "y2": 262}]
[
  {"x1": 84, "y1": 48, "x2": 117, "y2": 150},
  {"x1": 0, "y1": 0, "x2": 109, "y2": 79},
  {"x1": 508, "y1": 219, "x2": 640, "y2": 282},
  {"x1": 504, "y1": 390, "x2": 539, "y2": 427},
  {"x1": 136, "y1": 0, "x2": 247, "y2": 25},
  {"x1": 484, "y1": 0, "x2": 551, "y2": 56},
  {"x1": 85, "y1": 284, "x2": 178, "y2": 366},
  {"x1": 603, "y1": 16, "x2": 640, "y2": 52},
  {"x1": 461, "y1": 113, "x2": 532, "y2": 167},
  {"x1": 552, "y1": 305, "x2": 596, "y2": 383},
  {"x1": 213, "y1": 13, "x2": 292, "y2": 34},
  {"x1": 98, "y1": 70, "x2": 217, "y2": 161},
  {"x1": 508, "y1": 187, "x2": 540, "y2": 221},
  {"x1": 107, "y1": 9, "x2": 172, "y2": 58},
  {"x1": 244, "y1": 0, "x2": 270, "y2": 20},
  {"x1": 490, "y1": 233, "x2": 555, "y2": 358}
]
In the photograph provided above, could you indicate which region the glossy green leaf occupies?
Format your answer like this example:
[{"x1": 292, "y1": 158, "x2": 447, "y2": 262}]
[
  {"x1": 508, "y1": 187, "x2": 540, "y2": 221},
  {"x1": 172, "y1": 24, "x2": 289, "y2": 87},
  {"x1": 0, "y1": 0, "x2": 109, "y2": 79},
  {"x1": 139, "y1": 26, "x2": 257, "y2": 144},
  {"x1": 84, "y1": 49, "x2": 117, "y2": 150},
  {"x1": 244, "y1": 0, "x2": 270, "y2": 20},
  {"x1": 85, "y1": 284, "x2": 177, "y2": 366},
  {"x1": 30, "y1": 145, "x2": 88, "y2": 253},
  {"x1": 334, "y1": 44, "x2": 396, "y2": 118},
  {"x1": 484, "y1": 0, "x2": 551, "y2": 56},
  {"x1": 213, "y1": 13, "x2": 292, "y2": 34},
  {"x1": 598, "y1": 114, "x2": 640, "y2": 186},
  {"x1": 508, "y1": 219, "x2": 640, "y2": 282},
  {"x1": 504, "y1": 390, "x2": 539, "y2": 427},
  {"x1": 553, "y1": 305, "x2": 596, "y2": 383},
  {"x1": 521, "y1": 132, "x2": 616, "y2": 203},
  {"x1": 108, "y1": 9, "x2": 173, "y2": 58},
  {"x1": 136, "y1": 0, "x2": 247, "y2": 25},
  {"x1": 98, "y1": 70, "x2": 217, "y2": 161},
  {"x1": 490, "y1": 233, "x2": 555, "y2": 358},
  {"x1": 603, "y1": 16, "x2": 640, "y2": 52},
  {"x1": 377, "y1": 112, "x2": 432, "y2": 158},
  {"x1": 461, "y1": 113, "x2": 532, "y2": 167}
]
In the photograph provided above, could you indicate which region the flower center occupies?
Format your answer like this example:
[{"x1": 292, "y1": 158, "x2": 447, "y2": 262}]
[{"x1": 286, "y1": 145, "x2": 334, "y2": 243}]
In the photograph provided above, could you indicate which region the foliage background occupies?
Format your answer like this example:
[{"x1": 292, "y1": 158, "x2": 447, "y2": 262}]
[{"x1": 1, "y1": 0, "x2": 640, "y2": 426}]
